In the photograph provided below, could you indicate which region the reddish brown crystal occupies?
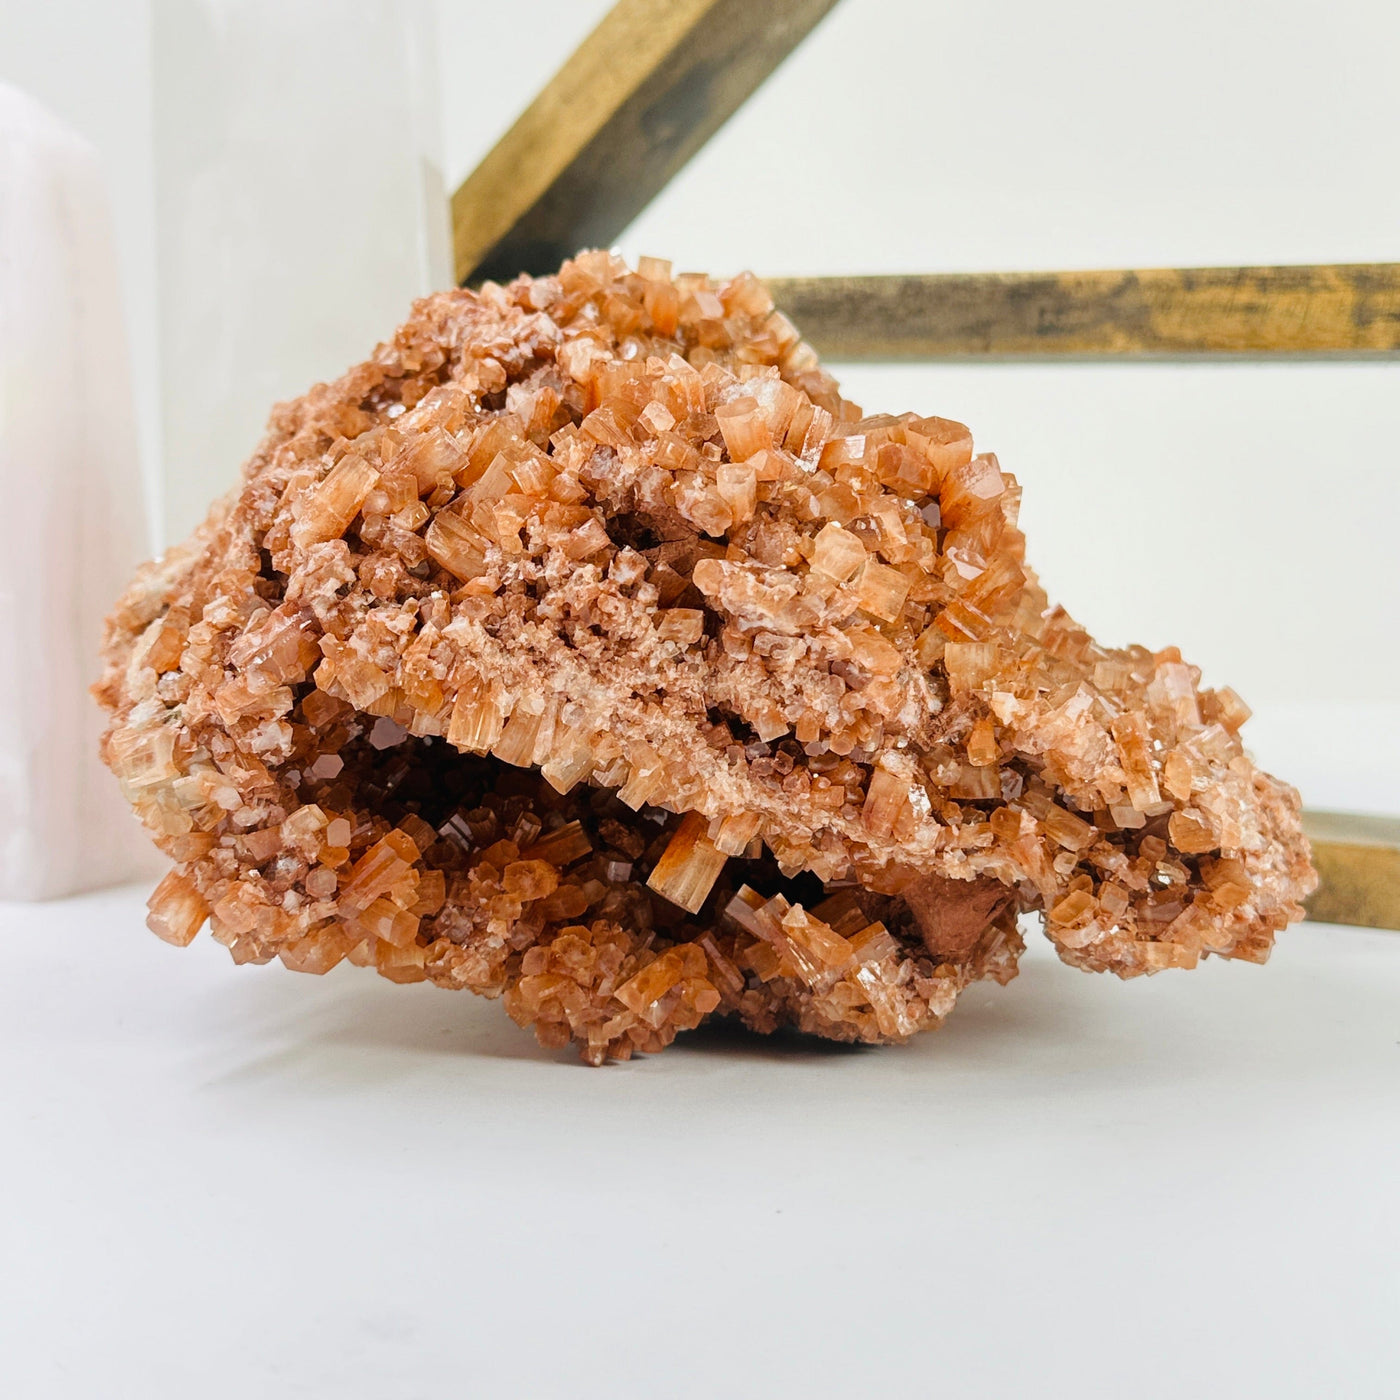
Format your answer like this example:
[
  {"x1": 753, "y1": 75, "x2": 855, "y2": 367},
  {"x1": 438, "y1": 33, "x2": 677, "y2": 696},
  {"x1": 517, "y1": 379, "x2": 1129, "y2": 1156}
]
[{"x1": 95, "y1": 251, "x2": 1316, "y2": 1064}]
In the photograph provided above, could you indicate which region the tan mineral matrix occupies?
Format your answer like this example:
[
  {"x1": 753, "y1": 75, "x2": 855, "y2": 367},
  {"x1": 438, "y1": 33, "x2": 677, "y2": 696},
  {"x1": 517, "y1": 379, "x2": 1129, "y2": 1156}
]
[{"x1": 95, "y1": 252, "x2": 1316, "y2": 1063}]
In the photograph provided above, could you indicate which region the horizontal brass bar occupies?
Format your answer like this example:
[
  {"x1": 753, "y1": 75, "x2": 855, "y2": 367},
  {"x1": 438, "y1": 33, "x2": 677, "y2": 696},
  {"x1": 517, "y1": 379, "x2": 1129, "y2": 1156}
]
[
  {"x1": 1302, "y1": 810, "x2": 1400, "y2": 931},
  {"x1": 764, "y1": 266, "x2": 1400, "y2": 360}
]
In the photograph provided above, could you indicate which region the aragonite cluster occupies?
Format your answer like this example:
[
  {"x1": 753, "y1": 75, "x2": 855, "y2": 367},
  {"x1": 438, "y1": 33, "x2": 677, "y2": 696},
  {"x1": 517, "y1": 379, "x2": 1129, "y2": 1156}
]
[{"x1": 96, "y1": 252, "x2": 1316, "y2": 1063}]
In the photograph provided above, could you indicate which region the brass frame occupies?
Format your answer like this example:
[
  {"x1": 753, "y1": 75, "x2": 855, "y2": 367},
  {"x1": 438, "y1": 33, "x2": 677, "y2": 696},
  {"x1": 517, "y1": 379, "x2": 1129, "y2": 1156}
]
[{"x1": 451, "y1": 0, "x2": 1399, "y2": 928}]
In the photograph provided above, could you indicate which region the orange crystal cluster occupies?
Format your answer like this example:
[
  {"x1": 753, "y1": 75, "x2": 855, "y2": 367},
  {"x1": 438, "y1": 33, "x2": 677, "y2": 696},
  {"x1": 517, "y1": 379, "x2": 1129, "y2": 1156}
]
[{"x1": 95, "y1": 252, "x2": 1316, "y2": 1063}]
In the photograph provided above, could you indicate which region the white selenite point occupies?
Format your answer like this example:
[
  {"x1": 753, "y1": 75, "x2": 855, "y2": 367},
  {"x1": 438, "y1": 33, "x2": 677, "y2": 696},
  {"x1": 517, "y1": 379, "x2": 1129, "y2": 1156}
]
[{"x1": 0, "y1": 85, "x2": 162, "y2": 898}]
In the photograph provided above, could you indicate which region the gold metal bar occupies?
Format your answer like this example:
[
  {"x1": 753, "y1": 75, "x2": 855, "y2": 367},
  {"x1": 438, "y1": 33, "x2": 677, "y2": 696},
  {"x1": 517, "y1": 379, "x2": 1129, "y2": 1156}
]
[
  {"x1": 764, "y1": 266, "x2": 1400, "y2": 360},
  {"x1": 1303, "y1": 810, "x2": 1400, "y2": 930},
  {"x1": 452, "y1": 0, "x2": 840, "y2": 286}
]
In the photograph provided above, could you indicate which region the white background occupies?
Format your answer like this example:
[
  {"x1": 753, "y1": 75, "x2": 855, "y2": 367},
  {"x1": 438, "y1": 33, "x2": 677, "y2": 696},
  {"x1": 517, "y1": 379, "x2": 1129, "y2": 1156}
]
[
  {"x1": 0, "y1": 5, "x2": 1397, "y2": 1397},
  {"x1": 2, "y1": 886, "x2": 1397, "y2": 1400}
]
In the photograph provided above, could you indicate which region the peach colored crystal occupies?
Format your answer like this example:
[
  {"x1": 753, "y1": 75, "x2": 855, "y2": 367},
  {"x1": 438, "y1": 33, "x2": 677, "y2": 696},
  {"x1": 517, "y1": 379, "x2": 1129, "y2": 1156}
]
[{"x1": 95, "y1": 252, "x2": 1316, "y2": 1063}]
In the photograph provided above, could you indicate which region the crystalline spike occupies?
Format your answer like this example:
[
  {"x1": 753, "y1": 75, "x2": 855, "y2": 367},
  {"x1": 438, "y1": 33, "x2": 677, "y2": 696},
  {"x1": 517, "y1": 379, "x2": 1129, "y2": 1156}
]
[
  {"x1": 424, "y1": 510, "x2": 489, "y2": 581},
  {"x1": 647, "y1": 814, "x2": 729, "y2": 914},
  {"x1": 339, "y1": 830, "x2": 419, "y2": 914},
  {"x1": 810, "y1": 522, "x2": 866, "y2": 582},
  {"x1": 521, "y1": 821, "x2": 592, "y2": 868},
  {"x1": 493, "y1": 706, "x2": 544, "y2": 768},
  {"x1": 713, "y1": 811, "x2": 762, "y2": 857},
  {"x1": 291, "y1": 454, "x2": 380, "y2": 547},
  {"x1": 943, "y1": 642, "x2": 998, "y2": 693},
  {"x1": 447, "y1": 678, "x2": 507, "y2": 755},
  {"x1": 854, "y1": 561, "x2": 912, "y2": 622},
  {"x1": 145, "y1": 870, "x2": 208, "y2": 947},
  {"x1": 614, "y1": 947, "x2": 689, "y2": 1014},
  {"x1": 861, "y1": 768, "x2": 908, "y2": 838}
]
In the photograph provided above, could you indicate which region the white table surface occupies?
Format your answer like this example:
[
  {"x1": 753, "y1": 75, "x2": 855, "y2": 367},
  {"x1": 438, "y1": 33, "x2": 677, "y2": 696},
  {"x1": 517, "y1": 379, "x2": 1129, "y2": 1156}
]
[{"x1": 2, "y1": 884, "x2": 1396, "y2": 1399}]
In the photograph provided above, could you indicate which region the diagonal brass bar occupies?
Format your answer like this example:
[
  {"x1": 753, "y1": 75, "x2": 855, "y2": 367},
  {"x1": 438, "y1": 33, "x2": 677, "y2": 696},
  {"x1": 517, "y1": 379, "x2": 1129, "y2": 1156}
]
[{"x1": 453, "y1": 0, "x2": 840, "y2": 286}]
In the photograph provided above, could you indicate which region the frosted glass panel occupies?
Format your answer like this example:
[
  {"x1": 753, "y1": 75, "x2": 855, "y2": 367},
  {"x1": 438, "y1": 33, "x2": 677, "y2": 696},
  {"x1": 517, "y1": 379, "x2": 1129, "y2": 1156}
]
[{"x1": 153, "y1": 0, "x2": 450, "y2": 545}]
